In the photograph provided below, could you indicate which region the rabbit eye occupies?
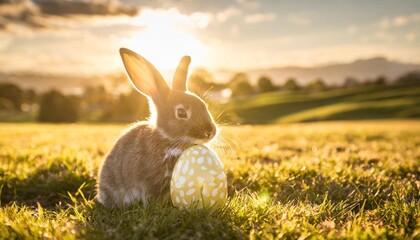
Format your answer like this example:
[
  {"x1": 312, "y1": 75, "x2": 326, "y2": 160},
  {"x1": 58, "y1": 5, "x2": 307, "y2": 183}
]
[{"x1": 176, "y1": 108, "x2": 188, "y2": 119}]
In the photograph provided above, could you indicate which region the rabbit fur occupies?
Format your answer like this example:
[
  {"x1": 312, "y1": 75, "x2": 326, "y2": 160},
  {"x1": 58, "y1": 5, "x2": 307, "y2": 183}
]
[{"x1": 97, "y1": 48, "x2": 217, "y2": 208}]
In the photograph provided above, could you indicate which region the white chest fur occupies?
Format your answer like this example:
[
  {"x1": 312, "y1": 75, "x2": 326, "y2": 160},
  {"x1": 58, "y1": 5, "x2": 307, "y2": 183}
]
[
  {"x1": 163, "y1": 148, "x2": 183, "y2": 177},
  {"x1": 164, "y1": 148, "x2": 183, "y2": 161}
]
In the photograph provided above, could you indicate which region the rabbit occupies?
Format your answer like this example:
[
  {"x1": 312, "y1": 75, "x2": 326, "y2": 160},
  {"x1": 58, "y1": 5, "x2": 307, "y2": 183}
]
[{"x1": 96, "y1": 48, "x2": 217, "y2": 208}]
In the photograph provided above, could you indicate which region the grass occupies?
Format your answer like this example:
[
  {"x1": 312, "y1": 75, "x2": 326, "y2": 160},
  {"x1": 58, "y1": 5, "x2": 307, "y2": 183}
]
[
  {"x1": 0, "y1": 121, "x2": 419, "y2": 239},
  {"x1": 227, "y1": 85, "x2": 420, "y2": 123}
]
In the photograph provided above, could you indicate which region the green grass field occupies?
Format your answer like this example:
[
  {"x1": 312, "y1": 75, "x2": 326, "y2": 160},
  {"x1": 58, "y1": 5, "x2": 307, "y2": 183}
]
[
  {"x1": 0, "y1": 121, "x2": 419, "y2": 239},
  {"x1": 227, "y1": 85, "x2": 420, "y2": 124}
]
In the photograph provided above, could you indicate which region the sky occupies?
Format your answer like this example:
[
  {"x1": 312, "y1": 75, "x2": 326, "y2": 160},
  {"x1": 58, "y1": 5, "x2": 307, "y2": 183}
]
[{"x1": 0, "y1": 0, "x2": 419, "y2": 78}]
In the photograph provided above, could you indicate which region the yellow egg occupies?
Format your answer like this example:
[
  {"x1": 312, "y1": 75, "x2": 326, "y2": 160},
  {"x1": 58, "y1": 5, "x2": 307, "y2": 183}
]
[{"x1": 170, "y1": 144, "x2": 227, "y2": 209}]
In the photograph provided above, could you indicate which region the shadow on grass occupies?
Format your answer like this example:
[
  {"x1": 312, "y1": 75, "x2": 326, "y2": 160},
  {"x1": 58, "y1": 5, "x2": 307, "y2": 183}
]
[
  {"x1": 0, "y1": 162, "x2": 245, "y2": 239},
  {"x1": 76, "y1": 202, "x2": 245, "y2": 239},
  {"x1": 0, "y1": 161, "x2": 96, "y2": 209}
]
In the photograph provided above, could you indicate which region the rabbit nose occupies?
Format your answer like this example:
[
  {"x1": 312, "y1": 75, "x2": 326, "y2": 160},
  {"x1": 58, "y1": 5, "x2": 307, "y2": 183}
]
[
  {"x1": 191, "y1": 125, "x2": 216, "y2": 139},
  {"x1": 203, "y1": 126, "x2": 215, "y2": 139},
  {"x1": 203, "y1": 131, "x2": 211, "y2": 138}
]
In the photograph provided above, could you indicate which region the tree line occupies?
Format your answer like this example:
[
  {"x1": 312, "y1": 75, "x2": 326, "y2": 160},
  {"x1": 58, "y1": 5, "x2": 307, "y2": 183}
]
[{"x1": 0, "y1": 71, "x2": 419, "y2": 123}]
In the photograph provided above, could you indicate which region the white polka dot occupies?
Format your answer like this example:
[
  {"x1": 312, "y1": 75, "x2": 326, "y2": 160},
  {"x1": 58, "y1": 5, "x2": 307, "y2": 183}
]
[
  {"x1": 207, "y1": 157, "x2": 213, "y2": 165},
  {"x1": 182, "y1": 199, "x2": 188, "y2": 205},
  {"x1": 197, "y1": 177, "x2": 205, "y2": 182},
  {"x1": 201, "y1": 166, "x2": 207, "y2": 170},
  {"x1": 219, "y1": 182, "x2": 224, "y2": 188},
  {"x1": 191, "y1": 157, "x2": 196, "y2": 163},
  {"x1": 197, "y1": 157, "x2": 204, "y2": 164},
  {"x1": 176, "y1": 183, "x2": 182, "y2": 188},
  {"x1": 188, "y1": 181, "x2": 194, "y2": 187},
  {"x1": 212, "y1": 188, "x2": 218, "y2": 197},
  {"x1": 178, "y1": 176, "x2": 186, "y2": 184},
  {"x1": 209, "y1": 170, "x2": 217, "y2": 175},
  {"x1": 182, "y1": 161, "x2": 189, "y2": 174},
  {"x1": 186, "y1": 189, "x2": 196, "y2": 195},
  {"x1": 209, "y1": 182, "x2": 216, "y2": 187},
  {"x1": 180, "y1": 190, "x2": 185, "y2": 197},
  {"x1": 193, "y1": 150, "x2": 199, "y2": 155},
  {"x1": 211, "y1": 199, "x2": 215, "y2": 205},
  {"x1": 201, "y1": 148, "x2": 208, "y2": 154},
  {"x1": 220, "y1": 192, "x2": 225, "y2": 198},
  {"x1": 217, "y1": 172, "x2": 224, "y2": 180},
  {"x1": 176, "y1": 196, "x2": 180, "y2": 203},
  {"x1": 189, "y1": 168, "x2": 194, "y2": 175}
]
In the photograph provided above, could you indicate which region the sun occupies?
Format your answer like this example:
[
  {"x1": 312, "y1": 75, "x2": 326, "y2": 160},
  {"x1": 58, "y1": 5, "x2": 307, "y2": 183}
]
[{"x1": 121, "y1": 8, "x2": 207, "y2": 76}]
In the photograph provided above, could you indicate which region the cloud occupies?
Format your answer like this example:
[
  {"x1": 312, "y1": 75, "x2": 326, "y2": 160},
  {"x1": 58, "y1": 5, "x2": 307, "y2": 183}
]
[
  {"x1": 190, "y1": 11, "x2": 213, "y2": 29},
  {"x1": 378, "y1": 18, "x2": 390, "y2": 29},
  {"x1": 244, "y1": 13, "x2": 276, "y2": 24},
  {"x1": 368, "y1": 28, "x2": 417, "y2": 44},
  {"x1": 0, "y1": 0, "x2": 138, "y2": 33},
  {"x1": 0, "y1": 32, "x2": 122, "y2": 75},
  {"x1": 378, "y1": 12, "x2": 420, "y2": 29},
  {"x1": 236, "y1": 0, "x2": 259, "y2": 9},
  {"x1": 392, "y1": 16, "x2": 408, "y2": 27},
  {"x1": 287, "y1": 13, "x2": 311, "y2": 26},
  {"x1": 347, "y1": 25, "x2": 358, "y2": 35},
  {"x1": 132, "y1": 8, "x2": 213, "y2": 30},
  {"x1": 0, "y1": 33, "x2": 12, "y2": 50},
  {"x1": 216, "y1": 6, "x2": 241, "y2": 22},
  {"x1": 36, "y1": 0, "x2": 137, "y2": 16},
  {"x1": 405, "y1": 32, "x2": 416, "y2": 42},
  {"x1": 0, "y1": 0, "x2": 48, "y2": 30},
  {"x1": 372, "y1": 30, "x2": 396, "y2": 43}
]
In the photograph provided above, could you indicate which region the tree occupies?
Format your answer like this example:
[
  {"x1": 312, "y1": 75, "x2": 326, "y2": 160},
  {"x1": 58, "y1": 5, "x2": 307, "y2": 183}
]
[
  {"x1": 23, "y1": 89, "x2": 37, "y2": 104},
  {"x1": 112, "y1": 90, "x2": 149, "y2": 122},
  {"x1": 38, "y1": 90, "x2": 79, "y2": 122},
  {"x1": 282, "y1": 78, "x2": 300, "y2": 91},
  {"x1": 343, "y1": 77, "x2": 359, "y2": 88},
  {"x1": 257, "y1": 76, "x2": 277, "y2": 93},
  {"x1": 0, "y1": 83, "x2": 23, "y2": 110},
  {"x1": 307, "y1": 78, "x2": 327, "y2": 91},
  {"x1": 396, "y1": 71, "x2": 420, "y2": 85},
  {"x1": 373, "y1": 76, "x2": 387, "y2": 86},
  {"x1": 188, "y1": 68, "x2": 216, "y2": 96},
  {"x1": 229, "y1": 73, "x2": 254, "y2": 97}
]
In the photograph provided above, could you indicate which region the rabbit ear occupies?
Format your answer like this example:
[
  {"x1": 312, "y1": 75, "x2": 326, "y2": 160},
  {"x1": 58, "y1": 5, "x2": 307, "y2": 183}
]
[
  {"x1": 172, "y1": 56, "x2": 191, "y2": 91},
  {"x1": 120, "y1": 48, "x2": 169, "y2": 99}
]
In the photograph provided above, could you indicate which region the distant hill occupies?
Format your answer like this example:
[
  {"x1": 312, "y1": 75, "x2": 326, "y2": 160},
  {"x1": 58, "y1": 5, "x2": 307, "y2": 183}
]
[
  {"x1": 0, "y1": 72, "x2": 92, "y2": 93},
  {"x1": 1, "y1": 57, "x2": 420, "y2": 92},
  {"x1": 0, "y1": 72, "x2": 124, "y2": 93},
  {"x1": 226, "y1": 84, "x2": 420, "y2": 124},
  {"x1": 216, "y1": 57, "x2": 420, "y2": 86}
]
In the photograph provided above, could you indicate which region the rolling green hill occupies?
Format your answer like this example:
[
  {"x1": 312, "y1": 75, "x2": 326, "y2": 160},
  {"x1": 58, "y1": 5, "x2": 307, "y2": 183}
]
[{"x1": 226, "y1": 85, "x2": 420, "y2": 124}]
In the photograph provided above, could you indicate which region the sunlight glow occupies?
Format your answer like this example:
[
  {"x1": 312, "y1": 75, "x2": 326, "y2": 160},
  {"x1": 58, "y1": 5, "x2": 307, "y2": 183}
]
[
  {"x1": 121, "y1": 8, "x2": 209, "y2": 72},
  {"x1": 253, "y1": 191, "x2": 271, "y2": 207}
]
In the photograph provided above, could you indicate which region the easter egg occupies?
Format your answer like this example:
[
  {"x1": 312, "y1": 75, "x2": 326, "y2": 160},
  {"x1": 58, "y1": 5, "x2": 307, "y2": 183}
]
[{"x1": 170, "y1": 144, "x2": 227, "y2": 209}]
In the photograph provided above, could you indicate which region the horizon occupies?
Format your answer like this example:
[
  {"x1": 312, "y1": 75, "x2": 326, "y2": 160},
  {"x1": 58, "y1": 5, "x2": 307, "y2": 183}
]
[
  {"x1": 0, "y1": 55, "x2": 416, "y2": 77},
  {"x1": 0, "y1": 0, "x2": 419, "y2": 78}
]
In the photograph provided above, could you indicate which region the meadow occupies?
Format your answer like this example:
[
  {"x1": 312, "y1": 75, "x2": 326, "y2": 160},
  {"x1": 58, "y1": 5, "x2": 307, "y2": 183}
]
[
  {"x1": 0, "y1": 121, "x2": 419, "y2": 239},
  {"x1": 227, "y1": 84, "x2": 420, "y2": 124}
]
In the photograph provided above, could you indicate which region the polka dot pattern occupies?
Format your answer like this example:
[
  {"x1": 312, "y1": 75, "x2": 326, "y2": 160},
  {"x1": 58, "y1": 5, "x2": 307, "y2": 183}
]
[{"x1": 170, "y1": 144, "x2": 227, "y2": 209}]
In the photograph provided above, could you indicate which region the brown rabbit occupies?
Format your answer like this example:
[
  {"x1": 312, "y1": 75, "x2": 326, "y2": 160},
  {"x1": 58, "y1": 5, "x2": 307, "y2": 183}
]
[{"x1": 97, "y1": 48, "x2": 217, "y2": 208}]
